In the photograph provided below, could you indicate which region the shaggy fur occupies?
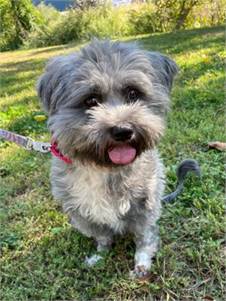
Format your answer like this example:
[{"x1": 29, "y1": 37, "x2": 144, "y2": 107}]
[{"x1": 37, "y1": 39, "x2": 178, "y2": 277}]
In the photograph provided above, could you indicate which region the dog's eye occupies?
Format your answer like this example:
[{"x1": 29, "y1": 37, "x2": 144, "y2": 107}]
[
  {"x1": 85, "y1": 96, "x2": 99, "y2": 107},
  {"x1": 126, "y1": 88, "x2": 140, "y2": 102}
]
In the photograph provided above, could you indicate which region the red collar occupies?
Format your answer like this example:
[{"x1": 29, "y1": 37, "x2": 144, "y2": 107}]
[{"x1": 50, "y1": 141, "x2": 72, "y2": 164}]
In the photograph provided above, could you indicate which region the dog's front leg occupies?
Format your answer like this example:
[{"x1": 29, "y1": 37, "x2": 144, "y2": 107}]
[
  {"x1": 70, "y1": 213, "x2": 113, "y2": 265},
  {"x1": 96, "y1": 236, "x2": 113, "y2": 252},
  {"x1": 132, "y1": 223, "x2": 159, "y2": 278},
  {"x1": 85, "y1": 235, "x2": 113, "y2": 266}
]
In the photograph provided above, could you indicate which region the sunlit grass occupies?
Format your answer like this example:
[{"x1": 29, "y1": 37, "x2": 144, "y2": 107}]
[{"x1": 0, "y1": 26, "x2": 225, "y2": 300}]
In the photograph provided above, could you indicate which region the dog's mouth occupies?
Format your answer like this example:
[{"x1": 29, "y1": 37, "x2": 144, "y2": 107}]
[{"x1": 107, "y1": 145, "x2": 137, "y2": 165}]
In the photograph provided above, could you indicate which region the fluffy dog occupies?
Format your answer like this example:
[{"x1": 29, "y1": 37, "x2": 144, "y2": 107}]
[{"x1": 37, "y1": 39, "x2": 178, "y2": 278}]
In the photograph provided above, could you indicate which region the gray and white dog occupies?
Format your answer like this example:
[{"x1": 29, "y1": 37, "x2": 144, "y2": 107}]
[{"x1": 37, "y1": 39, "x2": 198, "y2": 278}]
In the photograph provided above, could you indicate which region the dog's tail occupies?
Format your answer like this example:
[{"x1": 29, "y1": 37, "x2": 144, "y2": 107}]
[{"x1": 162, "y1": 159, "x2": 201, "y2": 203}]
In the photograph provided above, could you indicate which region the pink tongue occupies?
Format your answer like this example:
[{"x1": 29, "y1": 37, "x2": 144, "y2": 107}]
[{"x1": 108, "y1": 145, "x2": 136, "y2": 165}]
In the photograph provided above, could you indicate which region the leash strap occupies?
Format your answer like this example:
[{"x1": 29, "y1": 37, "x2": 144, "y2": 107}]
[{"x1": 0, "y1": 129, "x2": 51, "y2": 153}]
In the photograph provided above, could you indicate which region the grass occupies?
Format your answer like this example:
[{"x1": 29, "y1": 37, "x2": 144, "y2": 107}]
[{"x1": 0, "y1": 26, "x2": 225, "y2": 301}]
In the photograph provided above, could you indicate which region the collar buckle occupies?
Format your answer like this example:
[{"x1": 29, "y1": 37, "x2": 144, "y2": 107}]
[{"x1": 30, "y1": 140, "x2": 51, "y2": 153}]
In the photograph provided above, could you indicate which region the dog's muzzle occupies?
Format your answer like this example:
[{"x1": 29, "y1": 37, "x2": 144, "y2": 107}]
[
  {"x1": 110, "y1": 126, "x2": 133, "y2": 142},
  {"x1": 107, "y1": 125, "x2": 137, "y2": 165},
  {"x1": 108, "y1": 144, "x2": 137, "y2": 165}
]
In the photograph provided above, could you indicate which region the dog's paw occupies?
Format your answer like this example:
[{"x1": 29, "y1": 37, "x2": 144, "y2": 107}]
[
  {"x1": 85, "y1": 254, "x2": 103, "y2": 266},
  {"x1": 130, "y1": 265, "x2": 151, "y2": 280}
]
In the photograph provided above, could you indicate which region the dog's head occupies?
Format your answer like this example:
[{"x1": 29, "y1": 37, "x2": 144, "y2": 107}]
[{"x1": 37, "y1": 39, "x2": 178, "y2": 167}]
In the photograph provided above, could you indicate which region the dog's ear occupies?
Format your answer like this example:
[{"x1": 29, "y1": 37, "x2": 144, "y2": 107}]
[
  {"x1": 37, "y1": 56, "x2": 71, "y2": 114},
  {"x1": 147, "y1": 52, "x2": 178, "y2": 91}
]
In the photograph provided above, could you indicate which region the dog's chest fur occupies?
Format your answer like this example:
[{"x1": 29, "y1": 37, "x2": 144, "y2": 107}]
[
  {"x1": 52, "y1": 161, "x2": 133, "y2": 229},
  {"x1": 69, "y1": 167, "x2": 129, "y2": 226},
  {"x1": 51, "y1": 152, "x2": 163, "y2": 231}
]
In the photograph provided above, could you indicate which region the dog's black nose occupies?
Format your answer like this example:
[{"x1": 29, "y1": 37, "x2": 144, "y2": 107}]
[{"x1": 110, "y1": 126, "x2": 133, "y2": 141}]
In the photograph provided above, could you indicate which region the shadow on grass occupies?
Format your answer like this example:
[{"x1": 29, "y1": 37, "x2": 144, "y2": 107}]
[
  {"x1": 1, "y1": 227, "x2": 137, "y2": 300},
  {"x1": 0, "y1": 26, "x2": 223, "y2": 102},
  {"x1": 0, "y1": 93, "x2": 39, "y2": 108},
  {"x1": 26, "y1": 40, "x2": 82, "y2": 57},
  {"x1": 0, "y1": 59, "x2": 45, "y2": 94},
  {"x1": 178, "y1": 51, "x2": 224, "y2": 78},
  {"x1": 173, "y1": 83, "x2": 224, "y2": 112},
  {"x1": 134, "y1": 25, "x2": 224, "y2": 55},
  {"x1": 0, "y1": 25, "x2": 225, "y2": 301},
  {"x1": 0, "y1": 58, "x2": 46, "y2": 73},
  {"x1": 7, "y1": 112, "x2": 47, "y2": 136},
  {"x1": 0, "y1": 82, "x2": 35, "y2": 98},
  {"x1": 27, "y1": 44, "x2": 72, "y2": 56}
]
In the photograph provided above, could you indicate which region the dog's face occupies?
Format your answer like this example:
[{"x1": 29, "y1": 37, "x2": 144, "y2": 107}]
[{"x1": 37, "y1": 40, "x2": 178, "y2": 167}]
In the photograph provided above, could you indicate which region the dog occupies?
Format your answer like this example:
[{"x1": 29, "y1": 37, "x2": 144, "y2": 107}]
[{"x1": 37, "y1": 39, "x2": 179, "y2": 278}]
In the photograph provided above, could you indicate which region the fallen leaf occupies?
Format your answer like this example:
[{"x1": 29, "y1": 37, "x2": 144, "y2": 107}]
[
  {"x1": 202, "y1": 295, "x2": 215, "y2": 301},
  {"x1": 208, "y1": 141, "x2": 226, "y2": 151}
]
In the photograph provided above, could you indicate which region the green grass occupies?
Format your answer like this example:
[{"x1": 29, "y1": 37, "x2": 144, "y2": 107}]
[{"x1": 0, "y1": 26, "x2": 225, "y2": 301}]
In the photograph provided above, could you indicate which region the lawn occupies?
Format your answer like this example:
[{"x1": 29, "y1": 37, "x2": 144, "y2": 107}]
[{"x1": 0, "y1": 26, "x2": 225, "y2": 301}]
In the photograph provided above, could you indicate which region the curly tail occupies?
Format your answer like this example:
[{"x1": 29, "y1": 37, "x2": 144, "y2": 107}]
[{"x1": 162, "y1": 159, "x2": 201, "y2": 203}]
